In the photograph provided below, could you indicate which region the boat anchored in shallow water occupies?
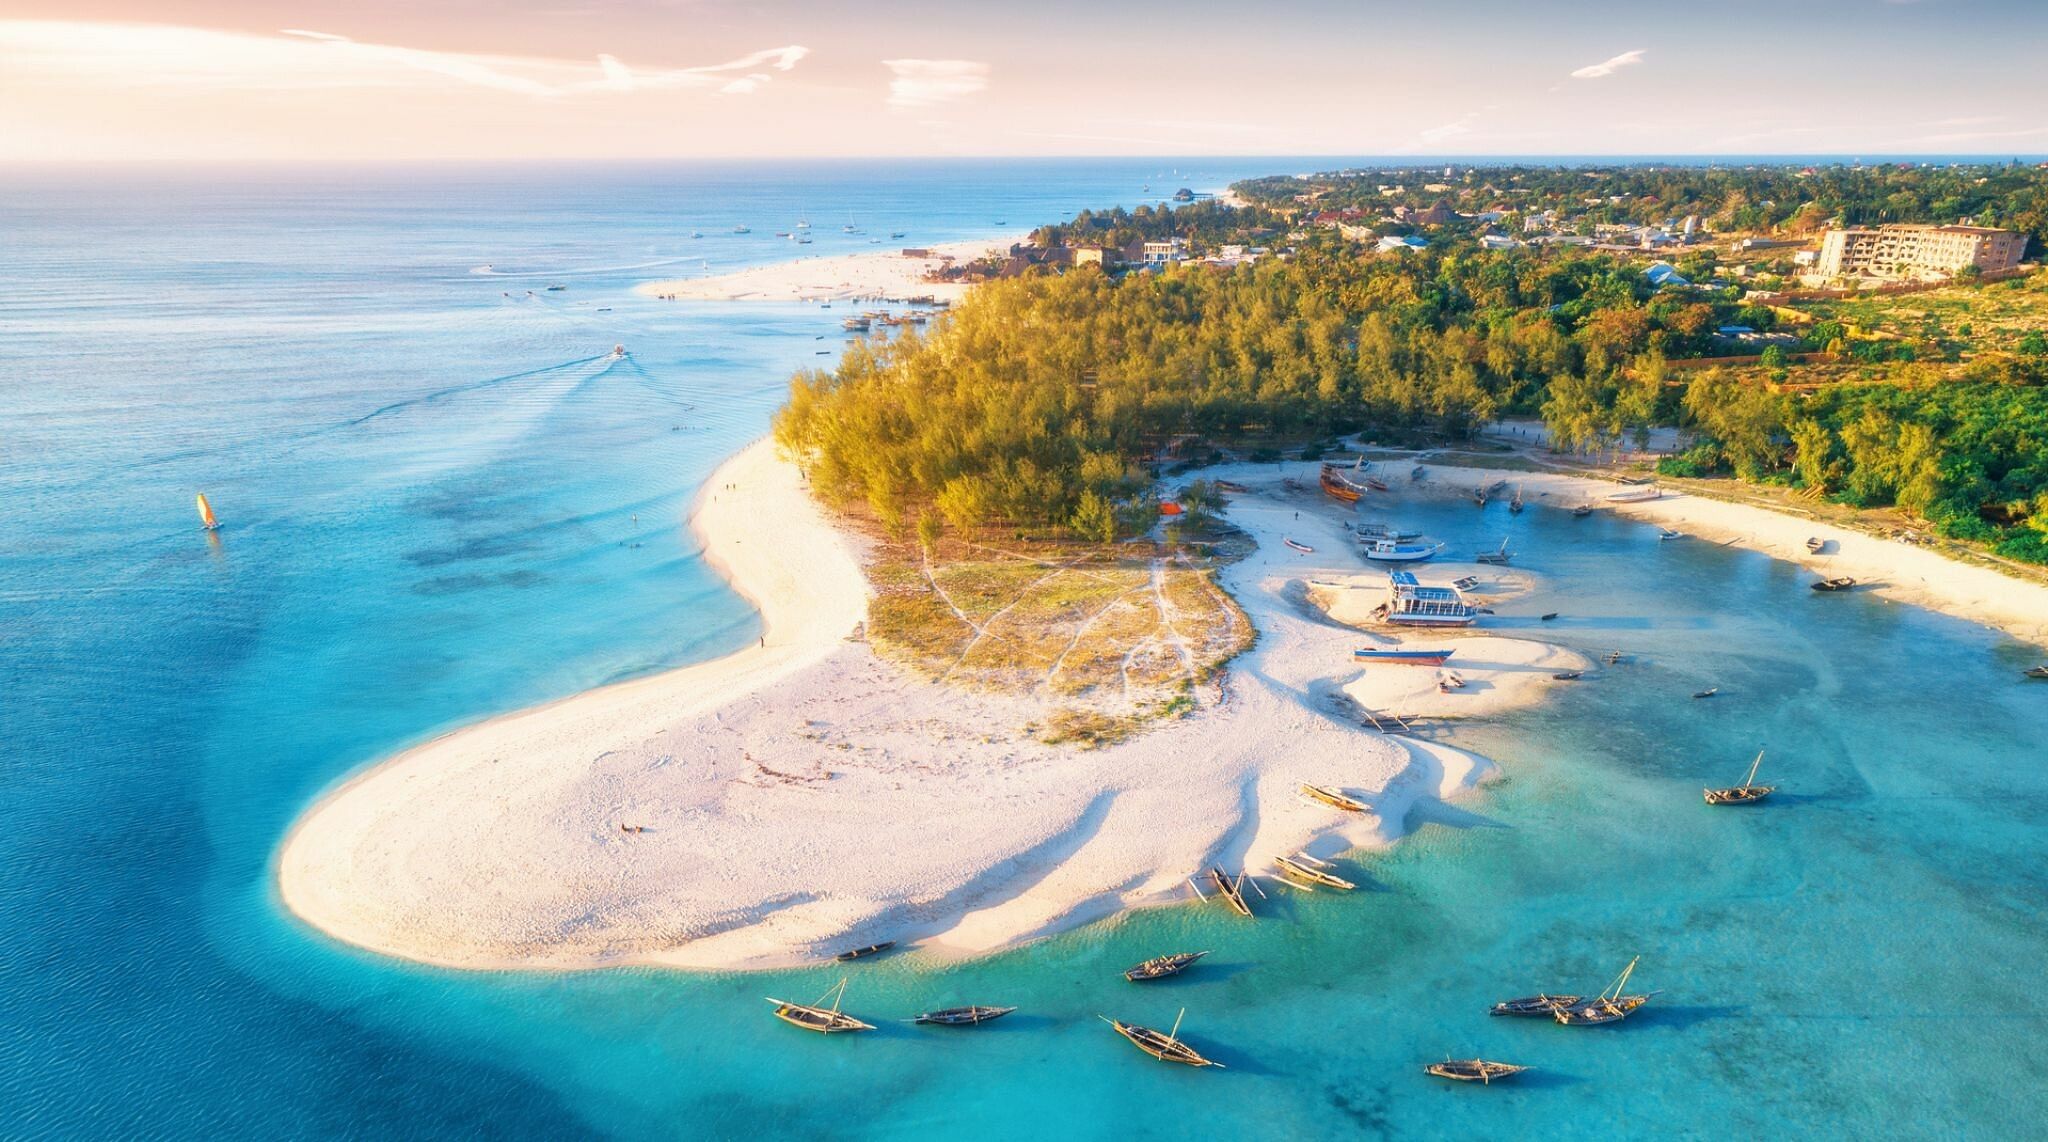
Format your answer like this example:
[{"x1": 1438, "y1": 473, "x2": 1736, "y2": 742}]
[
  {"x1": 1274, "y1": 853, "x2": 1355, "y2": 890},
  {"x1": 1426, "y1": 1059, "x2": 1530, "y2": 1084},
  {"x1": 1103, "y1": 1010, "x2": 1224, "y2": 1067},
  {"x1": 1553, "y1": 957, "x2": 1655, "y2": 1026},
  {"x1": 1705, "y1": 749, "x2": 1776, "y2": 805},
  {"x1": 767, "y1": 978, "x2": 874, "y2": 1033},
  {"x1": 913, "y1": 1005, "x2": 1016, "y2": 1026},
  {"x1": 1361, "y1": 537, "x2": 1444, "y2": 563},
  {"x1": 1124, "y1": 951, "x2": 1210, "y2": 982}
]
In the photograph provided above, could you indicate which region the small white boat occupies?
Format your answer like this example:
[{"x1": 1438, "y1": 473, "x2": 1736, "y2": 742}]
[
  {"x1": 1658, "y1": 528, "x2": 1683, "y2": 541},
  {"x1": 1283, "y1": 538, "x2": 1314, "y2": 554},
  {"x1": 1361, "y1": 538, "x2": 1444, "y2": 563}
]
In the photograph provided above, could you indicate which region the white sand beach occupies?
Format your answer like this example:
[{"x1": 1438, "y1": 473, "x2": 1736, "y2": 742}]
[
  {"x1": 279, "y1": 448, "x2": 2047, "y2": 973},
  {"x1": 635, "y1": 234, "x2": 1025, "y2": 303}
]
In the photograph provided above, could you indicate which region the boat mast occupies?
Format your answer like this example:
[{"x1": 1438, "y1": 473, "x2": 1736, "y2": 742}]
[
  {"x1": 1166, "y1": 1007, "x2": 1186, "y2": 1049},
  {"x1": 1605, "y1": 956, "x2": 1639, "y2": 1002},
  {"x1": 1744, "y1": 750, "x2": 1765, "y2": 787}
]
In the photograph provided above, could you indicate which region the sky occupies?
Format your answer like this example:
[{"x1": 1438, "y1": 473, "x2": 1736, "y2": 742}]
[{"x1": 2, "y1": 0, "x2": 2045, "y2": 161}]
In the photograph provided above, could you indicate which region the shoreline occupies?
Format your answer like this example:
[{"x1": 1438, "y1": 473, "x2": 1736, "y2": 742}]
[
  {"x1": 635, "y1": 234, "x2": 1026, "y2": 303},
  {"x1": 278, "y1": 446, "x2": 2044, "y2": 974}
]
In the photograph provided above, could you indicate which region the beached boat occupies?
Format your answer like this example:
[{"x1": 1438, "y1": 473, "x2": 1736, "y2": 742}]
[
  {"x1": 1705, "y1": 749, "x2": 1776, "y2": 805},
  {"x1": 195, "y1": 493, "x2": 220, "y2": 532},
  {"x1": 1362, "y1": 538, "x2": 1444, "y2": 563},
  {"x1": 1301, "y1": 784, "x2": 1368, "y2": 812},
  {"x1": 1471, "y1": 487, "x2": 1489, "y2": 507},
  {"x1": 1320, "y1": 464, "x2": 1367, "y2": 503},
  {"x1": 1283, "y1": 538, "x2": 1314, "y2": 554},
  {"x1": 1553, "y1": 958, "x2": 1654, "y2": 1026},
  {"x1": 1490, "y1": 993, "x2": 1581, "y2": 1017},
  {"x1": 1812, "y1": 577, "x2": 1857, "y2": 592},
  {"x1": 913, "y1": 1005, "x2": 1017, "y2": 1026},
  {"x1": 1124, "y1": 951, "x2": 1210, "y2": 982},
  {"x1": 835, "y1": 941, "x2": 895, "y2": 962},
  {"x1": 768, "y1": 979, "x2": 874, "y2": 1033},
  {"x1": 1551, "y1": 670, "x2": 1583, "y2": 681},
  {"x1": 1426, "y1": 1059, "x2": 1530, "y2": 1084},
  {"x1": 1274, "y1": 853, "x2": 1355, "y2": 890},
  {"x1": 2027, "y1": 666, "x2": 2048, "y2": 680},
  {"x1": 1353, "y1": 647, "x2": 1454, "y2": 667},
  {"x1": 1215, "y1": 480, "x2": 1250, "y2": 494},
  {"x1": 1474, "y1": 539, "x2": 1513, "y2": 565},
  {"x1": 1658, "y1": 529, "x2": 1684, "y2": 541},
  {"x1": 1571, "y1": 504, "x2": 1594, "y2": 518},
  {"x1": 1509, "y1": 485, "x2": 1525, "y2": 514},
  {"x1": 1365, "y1": 475, "x2": 1390, "y2": 492},
  {"x1": 1357, "y1": 522, "x2": 1424, "y2": 541},
  {"x1": 1382, "y1": 571, "x2": 1477, "y2": 627},
  {"x1": 1806, "y1": 537, "x2": 1826, "y2": 554},
  {"x1": 1102, "y1": 1011, "x2": 1224, "y2": 1068},
  {"x1": 1201, "y1": 868, "x2": 1256, "y2": 918}
]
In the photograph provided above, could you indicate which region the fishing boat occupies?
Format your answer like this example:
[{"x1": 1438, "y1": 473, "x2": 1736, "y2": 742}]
[
  {"x1": 913, "y1": 1005, "x2": 1016, "y2": 1026},
  {"x1": 1320, "y1": 463, "x2": 1367, "y2": 503},
  {"x1": 1539, "y1": 612, "x2": 1559, "y2": 621},
  {"x1": 1474, "y1": 539, "x2": 1513, "y2": 565},
  {"x1": 890, "y1": 231, "x2": 907, "y2": 240},
  {"x1": 1102, "y1": 1011, "x2": 1224, "y2": 1068},
  {"x1": 1301, "y1": 784, "x2": 1368, "y2": 812},
  {"x1": 1364, "y1": 474, "x2": 1391, "y2": 492},
  {"x1": 1361, "y1": 538, "x2": 1444, "y2": 563},
  {"x1": 195, "y1": 493, "x2": 221, "y2": 532},
  {"x1": 1200, "y1": 868, "x2": 1255, "y2": 918},
  {"x1": 1284, "y1": 538, "x2": 1314, "y2": 554},
  {"x1": 1381, "y1": 571, "x2": 1477, "y2": 627},
  {"x1": 1509, "y1": 485, "x2": 1525, "y2": 514},
  {"x1": 1490, "y1": 994, "x2": 1580, "y2": 1018},
  {"x1": 1811, "y1": 577, "x2": 1857, "y2": 592},
  {"x1": 1451, "y1": 575, "x2": 1479, "y2": 591},
  {"x1": 1806, "y1": 537, "x2": 1826, "y2": 554},
  {"x1": 1356, "y1": 522, "x2": 1423, "y2": 541},
  {"x1": 1426, "y1": 1059, "x2": 1530, "y2": 1084},
  {"x1": 1551, "y1": 670, "x2": 1583, "y2": 681},
  {"x1": 841, "y1": 316, "x2": 870, "y2": 332},
  {"x1": 1354, "y1": 646, "x2": 1454, "y2": 667},
  {"x1": 1705, "y1": 749, "x2": 1776, "y2": 805},
  {"x1": 1658, "y1": 529, "x2": 1684, "y2": 541},
  {"x1": 1214, "y1": 480, "x2": 1250, "y2": 494},
  {"x1": 835, "y1": 941, "x2": 895, "y2": 962},
  {"x1": 1274, "y1": 853, "x2": 1355, "y2": 890},
  {"x1": 733, "y1": 225, "x2": 751, "y2": 234},
  {"x1": 1471, "y1": 487, "x2": 1489, "y2": 507},
  {"x1": 1553, "y1": 958, "x2": 1654, "y2": 1026},
  {"x1": 1608, "y1": 486, "x2": 1661, "y2": 503},
  {"x1": 1124, "y1": 951, "x2": 1210, "y2": 982},
  {"x1": 767, "y1": 979, "x2": 874, "y2": 1033},
  {"x1": 2027, "y1": 666, "x2": 2048, "y2": 680},
  {"x1": 1486, "y1": 479, "x2": 1509, "y2": 497},
  {"x1": 1693, "y1": 687, "x2": 1719, "y2": 699},
  {"x1": 1571, "y1": 504, "x2": 1594, "y2": 518}
]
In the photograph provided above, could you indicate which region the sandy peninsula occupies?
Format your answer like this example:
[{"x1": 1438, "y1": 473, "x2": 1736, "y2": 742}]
[
  {"x1": 635, "y1": 234, "x2": 1026, "y2": 304},
  {"x1": 278, "y1": 446, "x2": 1565, "y2": 971}
]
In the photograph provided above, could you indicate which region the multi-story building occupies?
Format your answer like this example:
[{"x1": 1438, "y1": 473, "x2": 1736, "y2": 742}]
[{"x1": 1814, "y1": 224, "x2": 2026, "y2": 279}]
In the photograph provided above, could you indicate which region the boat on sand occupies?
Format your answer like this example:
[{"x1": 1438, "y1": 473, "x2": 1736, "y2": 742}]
[
  {"x1": 1274, "y1": 853, "x2": 1355, "y2": 890},
  {"x1": 1301, "y1": 784, "x2": 1367, "y2": 812},
  {"x1": 1812, "y1": 577, "x2": 1856, "y2": 592}
]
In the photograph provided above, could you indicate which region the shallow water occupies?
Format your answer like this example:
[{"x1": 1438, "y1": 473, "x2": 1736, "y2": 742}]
[{"x1": 3, "y1": 164, "x2": 2045, "y2": 1138}]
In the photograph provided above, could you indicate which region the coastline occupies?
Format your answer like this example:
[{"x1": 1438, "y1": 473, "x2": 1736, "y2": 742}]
[{"x1": 635, "y1": 234, "x2": 1026, "y2": 303}]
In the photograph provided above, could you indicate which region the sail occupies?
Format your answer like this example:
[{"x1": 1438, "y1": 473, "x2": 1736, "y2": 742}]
[{"x1": 195, "y1": 493, "x2": 219, "y2": 530}]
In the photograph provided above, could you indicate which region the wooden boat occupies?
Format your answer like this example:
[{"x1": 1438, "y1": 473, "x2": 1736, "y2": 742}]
[
  {"x1": 1471, "y1": 487, "x2": 1489, "y2": 507},
  {"x1": 1811, "y1": 577, "x2": 1857, "y2": 592},
  {"x1": 1214, "y1": 480, "x2": 1250, "y2": 494},
  {"x1": 1426, "y1": 1059, "x2": 1530, "y2": 1084},
  {"x1": 1102, "y1": 1011, "x2": 1224, "y2": 1068},
  {"x1": 195, "y1": 493, "x2": 221, "y2": 531},
  {"x1": 1486, "y1": 479, "x2": 1509, "y2": 496},
  {"x1": 1806, "y1": 536, "x2": 1826, "y2": 554},
  {"x1": 1539, "y1": 612, "x2": 1559, "y2": 621},
  {"x1": 1490, "y1": 994, "x2": 1580, "y2": 1017},
  {"x1": 1451, "y1": 575, "x2": 1479, "y2": 591},
  {"x1": 1364, "y1": 475, "x2": 1391, "y2": 493},
  {"x1": 1705, "y1": 749, "x2": 1776, "y2": 805},
  {"x1": 1509, "y1": 485, "x2": 1525, "y2": 514},
  {"x1": 1474, "y1": 539, "x2": 1512, "y2": 565},
  {"x1": 1693, "y1": 687, "x2": 1719, "y2": 699},
  {"x1": 768, "y1": 979, "x2": 875, "y2": 1033},
  {"x1": 1274, "y1": 853, "x2": 1355, "y2": 890},
  {"x1": 1604, "y1": 650, "x2": 1626, "y2": 665},
  {"x1": 1551, "y1": 671, "x2": 1583, "y2": 681},
  {"x1": 1320, "y1": 464, "x2": 1366, "y2": 503},
  {"x1": 1353, "y1": 647, "x2": 1454, "y2": 667},
  {"x1": 1301, "y1": 784, "x2": 1368, "y2": 812},
  {"x1": 1201, "y1": 867, "x2": 1255, "y2": 918},
  {"x1": 1283, "y1": 537, "x2": 1314, "y2": 554},
  {"x1": 1571, "y1": 504, "x2": 1593, "y2": 518},
  {"x1": 835, "y1": 941, "x2": 895, "y2": 962},
  {"x1": 1554, "y1": 958, "x2": 1653, "y2": 1026},
  {"x1": 1361, "y1": 538, "x2": 1444, "y2": 563},
  {"x1": 2027, "y1": 666, "x2": 2048, "y2": 680},
  {"x1": 1124, "y1": 951, "x2": 1210, "y2": 982},
  {"x1": 1608, "y1": 486, "x2": 1661, "y2": 503},
  {"x1": 1357, "y1": 522, "x2": 1424, "y2": 541},
  {"x1": 913, "y1": 1005, "x2": 1017, "y2": 1026}
]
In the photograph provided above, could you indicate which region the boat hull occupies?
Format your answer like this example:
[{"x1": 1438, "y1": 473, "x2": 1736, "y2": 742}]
[{"x1": 1352, "y1": 649, "x2": 1454, "y2": 667}]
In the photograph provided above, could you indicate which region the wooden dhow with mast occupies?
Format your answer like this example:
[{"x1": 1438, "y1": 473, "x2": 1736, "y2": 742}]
[
  {"x1": 767, "y1": 978, "x2": 875, "y2": 1033},
  {"x1": 1301, "y1": 784, "x2": 1368, "y2": 812},
  {"x1": 1123, "y1": 951, "x2": 1209, "y2": 982},
  {"x1": 1192, "y1": 867, "x2": 1259, "y2": 918},
  {"x1": 1425, "y1": 1058, "x2": 1530, "y2": 1084},
  {"x1": 1553, "y1": 957, "x2": 1655, "y2": 1026},
  {"x1": 912, "y1": 1005, "x2": 1017, "y2": 1027},
  {"x1": 1274, "y1": 853, "x2": 1356, "y2": 890},
  {"x1": 1101, "y1": 1010, "x2": 1224, "y2": 1068},
  {"x1": 1705, "y1": 750, "x2": 1776, "y2": 805}
]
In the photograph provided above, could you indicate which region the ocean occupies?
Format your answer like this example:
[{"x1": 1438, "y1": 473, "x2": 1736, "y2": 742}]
[{"x1": 2, "y1": 160, "x2": 2043, "y2": 1139}]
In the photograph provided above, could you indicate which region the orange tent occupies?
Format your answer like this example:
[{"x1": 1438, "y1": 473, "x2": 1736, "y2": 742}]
[{"x1": 1159, "y1": 502, "x2": 1183, "y2": 516}]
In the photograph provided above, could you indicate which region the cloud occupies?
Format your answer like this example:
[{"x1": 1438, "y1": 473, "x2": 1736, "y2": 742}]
[
  {"x1": 1570, "y1": 49, "x2": 1646, "y2": 80},
  {"x1": 0, "y1": 20, "x2": 806, "y2": 98},
  {"x1": 882, "y1": 59, "x2": 989, "y2": 109}
]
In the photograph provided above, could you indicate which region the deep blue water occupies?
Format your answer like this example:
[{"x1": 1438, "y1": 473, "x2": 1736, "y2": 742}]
[{"x1": 3, "y1": 161, "x2": 2045, "y2": 1139}]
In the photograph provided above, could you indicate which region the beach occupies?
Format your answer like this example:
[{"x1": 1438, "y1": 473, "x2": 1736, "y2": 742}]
[{"x1": 635, "y1": 234, "x2": 1026, "y2": 303}]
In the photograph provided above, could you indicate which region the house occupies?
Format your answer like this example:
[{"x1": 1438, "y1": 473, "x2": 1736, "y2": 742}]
[
  {"x1": 1478, "y1": 233, "x2": 1522, "y2": 251},
  {"x1": 1377, "y1": 235, "x2": 1429, "y2": 253},
  {"x1": 1141, "y1": 238, "x2": 1188, "y2": 266},
  {"x1": 1643, "y1": 262, "x2": 1690, "y2": 288},
  {"x1": 1413, "y1": 200, "x2": 1460, "y2": 226}
]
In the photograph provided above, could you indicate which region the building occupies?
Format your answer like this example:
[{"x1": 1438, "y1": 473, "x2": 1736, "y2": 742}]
[
  {"x1": 1141, "y1": 238, "x2": 1188, "y2": 266},
  {"x1": 1814, "y1": 224, "x2": 2026, "y2": 279}
]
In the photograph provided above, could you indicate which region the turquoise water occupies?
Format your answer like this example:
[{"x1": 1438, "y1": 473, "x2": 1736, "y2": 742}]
[{"x1": 3, "y1": 164, "x2": 2045, "y2": 1139}]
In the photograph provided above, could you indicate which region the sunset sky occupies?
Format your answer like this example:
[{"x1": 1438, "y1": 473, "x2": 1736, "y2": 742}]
[{"x1": 3, "y1": 1, "x2": 2045, "y2": 161}]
